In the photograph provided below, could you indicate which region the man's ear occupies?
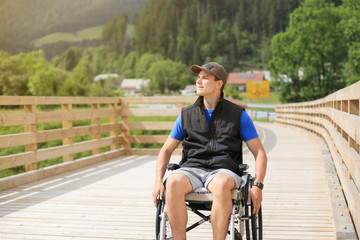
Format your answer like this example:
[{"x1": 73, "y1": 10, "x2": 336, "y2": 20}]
[{"x1": 217, "y1": 80, "x2": 224, "y2": 89}]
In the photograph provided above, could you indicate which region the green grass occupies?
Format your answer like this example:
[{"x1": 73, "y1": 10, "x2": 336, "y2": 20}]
[
  {"x1": 253, "y1": 118, "x2": 275, "y2": 123},
  {"x1": 32, "y1": 24, "x2": 134, "y2": 47},
  {"x1": 239, "y1": 91, "x2": 282, "y2": 105},
  {"x1": 32, "y1": 25, "x2": 103, "y2": 47},
  {"x1": 32, "y1": 26, "x2": 102, "y2": 47}
]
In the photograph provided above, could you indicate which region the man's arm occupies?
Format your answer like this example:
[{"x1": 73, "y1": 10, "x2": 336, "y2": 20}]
[
  {"x1": 245, "y1": 137, "x2": 268, "y2": 216},
  {"x1": 152, "y1": 136, "x2": 181, "y2": 207}
]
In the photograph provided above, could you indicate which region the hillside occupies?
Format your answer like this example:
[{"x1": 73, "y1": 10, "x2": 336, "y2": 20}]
[
  {"x1": 0, "y1": 0, "x2": 147, "y2": 54},
  {"x1": 31, "y1": 26, "x2": 104, "y2": 48}
]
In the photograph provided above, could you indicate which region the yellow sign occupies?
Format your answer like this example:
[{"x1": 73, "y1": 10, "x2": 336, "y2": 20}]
[{"x1": 246, "y1": 80, "x2": 270, "y2": 99}]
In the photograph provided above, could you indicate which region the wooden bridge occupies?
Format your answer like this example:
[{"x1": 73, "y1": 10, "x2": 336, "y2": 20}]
[{"x1": 0, "y1": 82, "x2": 359, "y2": 239}]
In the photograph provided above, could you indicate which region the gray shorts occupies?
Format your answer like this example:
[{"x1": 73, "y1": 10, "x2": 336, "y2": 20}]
[{"x1": 168, "y1": 167, "x2": 241, "y2": 191}]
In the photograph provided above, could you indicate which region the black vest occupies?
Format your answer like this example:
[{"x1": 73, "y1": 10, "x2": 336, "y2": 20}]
[{"x1": 179, "y1": 95, "x2": 244, "y2": 173}]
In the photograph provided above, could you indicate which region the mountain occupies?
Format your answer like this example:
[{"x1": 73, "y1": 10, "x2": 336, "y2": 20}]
[{"x1": 0, "y1": 0, "x2": 148, "y2": 54}]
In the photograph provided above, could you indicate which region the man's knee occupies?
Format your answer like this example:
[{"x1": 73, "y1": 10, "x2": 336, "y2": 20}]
[
  {"x1": 166, "y1": 174, "x2": 192, "y2": 199},
  {"x1": 208, "y1": 174, "x2": 235, "y2": 198}
]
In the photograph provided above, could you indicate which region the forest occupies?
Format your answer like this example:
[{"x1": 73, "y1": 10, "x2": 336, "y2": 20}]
[
  {"x1": 0, "y1": 0, "x2": 148, "y2": 54},
  {"x1": 0, "y1": 0, "x2": 358, "y2": 103}
]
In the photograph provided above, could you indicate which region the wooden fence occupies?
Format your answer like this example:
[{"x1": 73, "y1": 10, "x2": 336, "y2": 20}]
[
  {"x1": 276, "y1": 81, "x2": 360, "y2": 235},
  {"x1": 2, "y1": 96, "x2": 236, "y2": 189}
]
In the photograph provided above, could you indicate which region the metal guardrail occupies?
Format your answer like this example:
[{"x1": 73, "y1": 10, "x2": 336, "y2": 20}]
[{"x1": 247, "y1": 104, "x2": 276, "y2": 121}]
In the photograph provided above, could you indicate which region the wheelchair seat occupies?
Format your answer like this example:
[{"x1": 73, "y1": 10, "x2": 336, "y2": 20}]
[
  {"x1": 185, "y1": 187, "x2": 239, "y2": 202},
  {"x1": 185, "y1": 187, "x2": 241, "y2": 212}
]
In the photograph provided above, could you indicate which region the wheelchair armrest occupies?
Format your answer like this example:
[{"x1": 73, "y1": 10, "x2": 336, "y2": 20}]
[
  {"x1": 238, "y1": 164, "x2": 249, "y2": 172},
  {"x1": 167, "y1": 163, "x2": 180, "y2": 171}
]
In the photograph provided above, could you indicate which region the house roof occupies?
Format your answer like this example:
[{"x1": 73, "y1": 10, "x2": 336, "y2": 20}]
[
  {"x1": 120, "y1": 79, "x2": 150, "y2": 90},
  {"x1": 94, "y1": 73, "x2": 122, "y2": 88},
  {"x1": 227, "y1": 72, "x2": 264, "y2": 85},
  {"x1": 183, "y1": 84, "x2": 196, "y2": 91},
  {"x1": 94, "y1": 73, "x2": 121, "y2": 81}
]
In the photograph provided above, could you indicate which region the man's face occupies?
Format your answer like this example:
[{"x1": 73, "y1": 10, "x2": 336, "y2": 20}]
[{"x1": 196, "y1": 71, "x2": 222, "y2": 96}]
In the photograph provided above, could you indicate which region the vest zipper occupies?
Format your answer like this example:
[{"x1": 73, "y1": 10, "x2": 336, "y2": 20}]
[{"x1": 209, "y1": 109, "x2": 218, "y2": 152}]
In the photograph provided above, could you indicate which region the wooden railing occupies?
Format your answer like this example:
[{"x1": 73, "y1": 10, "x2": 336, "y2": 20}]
[
  {"x1": 0, "y1": 96, "x2": 122, "y2": 188},
  {"x1": 4, "y1": 96, "x2": 249, "y2": 190},
  {"x1": 276, "y1": 81, "x2": 360, "y2": 234},
  {"x1": 118, "y1": 96, "x2": 198, "y2": 155}
]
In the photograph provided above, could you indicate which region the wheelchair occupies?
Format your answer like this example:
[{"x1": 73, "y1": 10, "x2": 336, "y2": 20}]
[{"x1": 155, "y1": 163, "x2": 263, "y2": 240}]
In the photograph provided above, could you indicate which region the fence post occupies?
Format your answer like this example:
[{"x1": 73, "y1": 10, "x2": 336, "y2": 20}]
[
  {"x1": 91, "y1": 103, "x2": 101, "y2": 155},
  {"x1": 349, "y1": 100, "x2": 359, "y2": 154},
  {"x1": 110, "y1": 103, "x2": 118, "y2": 151},
  {"x1": 120, "y1": 100, "x2": 130, "y2": 151},
  {"x1": 24, "y1": 104, "x2": 37, "y2": 171},
  {"x1": 62, "y1": 103, "x2": 73, "y2": 162}
]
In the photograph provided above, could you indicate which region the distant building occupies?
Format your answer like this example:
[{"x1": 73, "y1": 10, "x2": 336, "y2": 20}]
[
  {"x1": 181, "y1": 84, "x2": 197, "y2": 96},
  {"x1": 120, "y1": 78, "x2": 150, "y2": 96},
  {"x1": 227, "y1": 72, "x2": 265, "y2": 91},
  {"x1": 255, "y1": 70, "x2": 271, "y2": 81}
]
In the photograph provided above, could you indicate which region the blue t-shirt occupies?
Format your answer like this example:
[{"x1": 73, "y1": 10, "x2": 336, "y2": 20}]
[{"x1": 170, "y1": 109, "x2": 258, "y2": 142}]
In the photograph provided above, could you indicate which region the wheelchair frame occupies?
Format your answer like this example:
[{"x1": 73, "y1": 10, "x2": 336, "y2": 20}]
[{"x1": 155, "y1": 164, "x2": 263, "y2": 240}]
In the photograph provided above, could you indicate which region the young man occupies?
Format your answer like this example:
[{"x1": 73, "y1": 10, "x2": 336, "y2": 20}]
[{"x1": 152, "y1": 62, "x2": 267, "y2": 240}]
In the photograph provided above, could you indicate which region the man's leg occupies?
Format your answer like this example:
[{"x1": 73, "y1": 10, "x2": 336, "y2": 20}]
[
  {"x1": 166, "y1": 173, "x2": 193, "y2": 240},
  {"x1": 207, "y1": 173, "x2": 235, "y2": 240}
]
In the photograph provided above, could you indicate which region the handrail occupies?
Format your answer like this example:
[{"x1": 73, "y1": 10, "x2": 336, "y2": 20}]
[
  {"x1": 276, "y1": 81, "x2": 360, "y2": 235},
  {"x1": 0, "y1": 95, "x2": 245, "y2": 190}
]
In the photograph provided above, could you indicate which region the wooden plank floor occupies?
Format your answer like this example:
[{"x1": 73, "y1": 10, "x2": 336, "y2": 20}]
[{"x1": 0, "y1": 122, "x2": 337, "y2": 239}]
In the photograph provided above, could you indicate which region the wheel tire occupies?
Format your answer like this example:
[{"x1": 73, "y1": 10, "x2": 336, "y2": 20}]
[
  {"x1": 243, "y1": 175, "x2": 251, "y2": 240},
  {"x1": 250, "y1": 203, "x2": 263, "y2": 240},
  {"x1": 244, "y1": 175, "x2": 263, "y2": 240},
  {"x1": 155, "y1": 199, "x2": 163, "y2": 240}
]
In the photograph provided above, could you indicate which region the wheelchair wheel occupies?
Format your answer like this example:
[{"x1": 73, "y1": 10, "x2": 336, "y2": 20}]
[
  {"x1": 250, "y1": 203, "x2": 263, "y2": 240},
  {"x1": 233, "y1": 201, "x2": 244, "y2": 240},
  {"x1": 155, "y1": 199, "x2": 173, "y2": 240},
  {"x1": 155, "y1": 199, "x2": 162, "y2": 239},
  {"x1": 244, "y1": 176, "x2": 263, "y2": 240}
]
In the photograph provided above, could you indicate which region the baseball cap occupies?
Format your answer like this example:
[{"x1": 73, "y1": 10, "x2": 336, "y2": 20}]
[{"x1": 190, "y1": 62, "x2": 228, "y2": 84}]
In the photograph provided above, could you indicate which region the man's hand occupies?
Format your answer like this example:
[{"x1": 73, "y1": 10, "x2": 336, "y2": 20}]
[
  {"x1": 152, "y1": 181, "x2": 165, "y2": 208},
  {"x1": 247, "y1": 186, "x2": 262, "y2": 216}
]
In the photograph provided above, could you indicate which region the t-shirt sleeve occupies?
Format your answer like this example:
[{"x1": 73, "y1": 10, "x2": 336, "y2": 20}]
[
  {"x1": 240, "y1": 110, "x2": 259, "y2": 142},
  {"x1": 169, "y1": 114, "x2": 185, "y2": 141}
]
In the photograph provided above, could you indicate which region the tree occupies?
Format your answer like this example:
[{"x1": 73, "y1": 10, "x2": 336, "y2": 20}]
[
  {"x1": 135, "y1": 53, "x2": 164, "y2": 78},
  {"x1": 91, "y1": 46, "x2": 121, "y2": 75},
  {"x1": 131, "y1": 0, "x2": 302, "y2": 71},
  {"x1": 339, "y1": 0, "x2": 360, "y2": 85},
  {"x1": 90, "y1": 76, "x2": 119, "y2": 97},
  {"x1": 0, "y1": 51, "x2": 36, "y2": 96},
  {"x1": 102, "y1": 12, "x2": 128, "y2": 53},
  {"x1": 60, "y1": 54, "x2": 92, "y2": 96},
  {"x1": 176, "y1": 4, "x2": 197, "y2": 65},
  {"x1": 147, "y1": 59, "x2": 191, "y2": 94},
  {"x1": 28, "y1": 62, "x2": 68, "y2": 96},
  {"x1": 269, "y1": 0, "x2": 346, "y2": 102},
  {"x1": 223, "y1": 84, "x2": 243, "y2": 100},
  {"x1": 120, "y1": 51, "x2": 139, "y2": 78},
  {"x1": 64, "y1": 47, "x2": 81, "y2": 71}
]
